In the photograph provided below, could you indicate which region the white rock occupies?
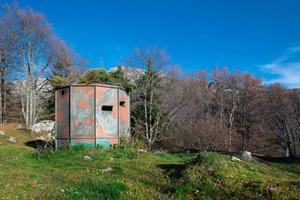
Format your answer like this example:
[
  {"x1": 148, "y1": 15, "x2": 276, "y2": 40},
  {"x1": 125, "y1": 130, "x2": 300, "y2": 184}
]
[
  {"x1": 231, "y1": 156, "x2": 241, "y2": 161},
  {"x1": 242, "y1": 151, "x2": 253, "y2": 160},
  {"x1": 84, "y1": 155, "x2": 92, "y2": 161},
  {"x1": 8, "y1": 136, "x2": 16, "y2": 143},
  {"x1": 154, "y1": 150, "x2": 165, "y2": 154},
  {"x1": 102, "y1": 167, "x2": 113, "y2": 173},
  {"x1": 47, "y1": 132, "x2": 54, "y2": 140},
  {"x1": 0, "y1": 130, "x2": 5, "y2": 136},
  {"x1": 36, "y1": 136, "x2": 45, "y2": 141},
  {"x1": 137, "y1": 149, "x2": 147, "y2": 153},
  {"x1": 109, "y1": 66, "x2": 145, "y2": 83},
  {"x1": 110, "y1": 157, "x2": 114, "y2": 161},
  {"x1": 31, "y1": 120, "x2": 55, "y2": 133}
]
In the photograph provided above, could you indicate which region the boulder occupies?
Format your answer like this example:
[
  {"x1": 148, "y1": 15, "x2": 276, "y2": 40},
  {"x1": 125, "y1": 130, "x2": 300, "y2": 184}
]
[
  {"x1": 47, "y1": 132, "x2": 54, "y2": 140},
  {"x1": 0, "y1": 130, "x2": 5, "y2": 136},
  {"x1": 231, "y1": 156, "x2": 241, "y2": 162},
  {"x1": 35, "y1": 136, "x2": 45, "y2": 141},
  {"x1": 31, "y1": 120, "x2": 55, "y2": 133},
  {"x1": 242, "y1": 151, "x2": 253, "y2": 160},
  {"x1": 102, "y1": 167, "x2": 113, "y2": 173},
  {"x1": 8, "y1": 136, "x2": 16, "y2": 143},
  {"x1": 84, "y1": 155, "x2": 92, "y2": 161},
  {"x1": 137, "y1": 149, "x2": 147, "y2": 153}
]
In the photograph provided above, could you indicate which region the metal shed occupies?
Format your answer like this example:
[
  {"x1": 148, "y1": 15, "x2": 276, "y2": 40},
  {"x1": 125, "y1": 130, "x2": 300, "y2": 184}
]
[{"x1": 55, "y1": 83, "x2": 130, "y2": 148}]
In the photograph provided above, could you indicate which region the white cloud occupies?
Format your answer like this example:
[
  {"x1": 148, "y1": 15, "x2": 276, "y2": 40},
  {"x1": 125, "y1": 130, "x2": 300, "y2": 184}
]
[{"x1": 260, "y1": 46, "x2": 300, "y2": 88}]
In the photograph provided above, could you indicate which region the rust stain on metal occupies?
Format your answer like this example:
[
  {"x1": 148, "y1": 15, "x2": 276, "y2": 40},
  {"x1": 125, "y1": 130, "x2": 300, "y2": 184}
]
[
  {"x1": 77, "y1": 100, "x2": 90, "y2": 109},
  {"x1": 56, "y1": 87, "x2": 70, "y2": 141},
  {"x1": 84, "y1": 117, "x2": 93, "y2": 125}
]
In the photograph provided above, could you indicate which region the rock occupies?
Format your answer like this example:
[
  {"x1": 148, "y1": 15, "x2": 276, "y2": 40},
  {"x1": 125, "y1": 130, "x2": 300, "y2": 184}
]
[
  {"x1": 109, "y1": 66, "x2": 145, "y2": 83},
  {"x1": 137, "y1": 149, "x2": 147, "y2": 153},
  {"x1": 0, "y1": 130, "x2": 5, "y2": 136},
  {"x1": 231, "y1": 156, "x2": 241, "y2": 161},
  {"x1": 8, "y1": 136, "x2": 16, "y2": 143},
  {"x1": 242, "y1": 151, "x2": 253, "y2": 160},
  {"x1": 154, "y1": 150, "x2": 165, "y2": 154},
  {"x1": 84, "y1": 155, "x2": 92, "y2": 161},
  {"x1": 47, "y1": 132, "x2": 54, "y2": 140},
  {"x1": 35, "y1": 136, "x2": 45, "y2": 141},
  {"x1": 31, "y1": 120, "x2": 55, "y2": 133},
  {"x1": 110, "y1": 157, "x2": 114, "y2": 161},
  {"x1": 102, "y1": 167, "x2": 113, "y2": 173}
]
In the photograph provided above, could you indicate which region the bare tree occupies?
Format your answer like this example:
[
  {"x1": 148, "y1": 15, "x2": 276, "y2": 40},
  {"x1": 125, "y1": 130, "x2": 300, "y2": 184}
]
[
  {"x1": 266, "y1": 84, "x2": 300, "y2": 157},
  {"x1": 0, "y1": 38, "x2": 8, "y2": 123},
  {"x1": 0, "y1": 4, "x2": 77, "y2": 126},
  {"x1": 0, "y1": 20, "x2": 14, "y2": 124},
  {"x1": 289, "y1": 90, "x2": 300, "y2": 156},
  {"x1": 211, "y1": 67, "x2": 240, "y2": 152},
  {"x1": 235, "y1": 73, "x2": 263, "y2": 151},
  {"x1": 128, "y1": 48, "x2": 190, "y2": 149}
]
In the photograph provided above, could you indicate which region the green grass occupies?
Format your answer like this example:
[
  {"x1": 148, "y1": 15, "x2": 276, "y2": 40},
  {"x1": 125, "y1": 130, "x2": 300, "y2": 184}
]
[
  {"x1": 0, "y1": 125, "x2": 299, "y2": 199},
  {"x1": 174, "y1": 152, "x2": 300, "y2": 199}
]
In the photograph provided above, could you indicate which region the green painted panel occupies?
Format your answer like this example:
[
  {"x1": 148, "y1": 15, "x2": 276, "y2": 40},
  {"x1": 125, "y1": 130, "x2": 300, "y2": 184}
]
[
  {"x1": 96, "y1": 139, "x2": 112, "y2": 148},
  {"x1": 71, "y1": 139, "x2": 95, "y2": 148}
]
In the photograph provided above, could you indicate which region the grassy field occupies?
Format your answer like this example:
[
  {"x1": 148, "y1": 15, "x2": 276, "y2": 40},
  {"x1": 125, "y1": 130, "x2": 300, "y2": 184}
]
[{"x1": 0, "y1": 124, "x2": 299, "y2": 199}]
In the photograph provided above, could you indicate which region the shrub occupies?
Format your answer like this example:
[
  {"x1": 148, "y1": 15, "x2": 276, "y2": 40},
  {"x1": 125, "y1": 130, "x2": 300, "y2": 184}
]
[{"x1": 79, "y1": 68, "x2": 134, "y2": 92}]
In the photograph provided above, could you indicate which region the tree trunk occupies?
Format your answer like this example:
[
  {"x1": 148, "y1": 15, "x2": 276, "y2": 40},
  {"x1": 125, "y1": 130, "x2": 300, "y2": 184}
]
[{"x1": 286, "y1": 147, "x2": 290, "y2": 157}]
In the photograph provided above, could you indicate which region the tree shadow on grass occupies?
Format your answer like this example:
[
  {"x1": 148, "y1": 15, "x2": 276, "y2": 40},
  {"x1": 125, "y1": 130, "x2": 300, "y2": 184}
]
[
  {"x1": 157, "y1": 163, "x2": 189, "y2": 194},
  {"x1": 254, "y1": 155, "x2": 300, "y2": 164},
  {"x1": 158, "y1": 163, "x2": 188, "y2": 180},
  {"x1": 254, "y1": 155, "x2": 300, "y2": 176}
]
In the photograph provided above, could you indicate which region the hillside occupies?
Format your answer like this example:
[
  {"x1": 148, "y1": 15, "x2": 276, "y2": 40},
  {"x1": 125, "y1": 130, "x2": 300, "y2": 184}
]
[{"x1": 0, "y1": 125, "x2": 299, "y2": 199}]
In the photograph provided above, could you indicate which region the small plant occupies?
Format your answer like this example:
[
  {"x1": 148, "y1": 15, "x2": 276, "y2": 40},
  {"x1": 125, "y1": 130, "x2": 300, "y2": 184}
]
[
  {"x1": 33, "y1": 136, "x2": 56, "y2": 159},
  {"x1": 112, "y1": 138, "x2": 137, "y2": 159},
  {"x1": 50, "y1": 75, "x2": 70, "y2": 89},
  {"x1": 191, "y1": 151, "x2": 222, "y2": 165}
]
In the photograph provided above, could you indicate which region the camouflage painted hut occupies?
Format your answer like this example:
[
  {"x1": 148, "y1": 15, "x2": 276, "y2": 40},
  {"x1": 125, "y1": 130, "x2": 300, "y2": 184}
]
[{"x1": 55, "y1": 83, "x2": 130, "y2": 148}]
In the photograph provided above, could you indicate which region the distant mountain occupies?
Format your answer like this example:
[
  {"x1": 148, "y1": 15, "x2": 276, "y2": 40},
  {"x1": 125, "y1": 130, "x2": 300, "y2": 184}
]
[
  {"x1": 109, "y1": 65, "x2": 145, "y2": 83},
  {"x1": 11, "y1": 78, "x2": 52, "y2": 95}
]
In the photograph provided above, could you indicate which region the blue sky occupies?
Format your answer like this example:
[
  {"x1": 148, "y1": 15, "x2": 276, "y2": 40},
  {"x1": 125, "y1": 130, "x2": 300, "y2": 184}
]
[{"x1": 2, "y1": 0, "x2": 300, "y2": 87}]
